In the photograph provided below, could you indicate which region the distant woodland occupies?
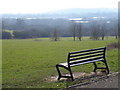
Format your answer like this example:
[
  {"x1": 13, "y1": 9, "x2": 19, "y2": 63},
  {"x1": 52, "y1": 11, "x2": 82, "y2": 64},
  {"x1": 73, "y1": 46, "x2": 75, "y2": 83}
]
[{"x1": 1, "y1": 8, "x2": 118, "y2": 40}]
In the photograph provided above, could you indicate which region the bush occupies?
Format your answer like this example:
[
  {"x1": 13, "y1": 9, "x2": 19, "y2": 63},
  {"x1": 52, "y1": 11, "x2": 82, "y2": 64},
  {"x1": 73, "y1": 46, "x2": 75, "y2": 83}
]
[
  {"x1": 13, "y1": 30, "x2": 42, "y2": 39},
  {"x1": 13, "y1": 31, "x2": 31, "y2": 39},
  {"x1": 2, "y1": 31, "x2": 12, "y2": 39}
]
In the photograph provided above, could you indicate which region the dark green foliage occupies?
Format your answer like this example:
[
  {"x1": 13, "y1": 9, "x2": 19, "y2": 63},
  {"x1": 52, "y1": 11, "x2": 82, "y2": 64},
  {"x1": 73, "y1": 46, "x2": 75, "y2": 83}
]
[
  {"x1": 2, "y1": 17, "x2": 118, "y2": 38},
  {"x1": 13, "y1": 30, "x2": 31, "y2": 39},
  {"x1": 16, "y1": 18, "x2": 25, "y2": 30},
  {"x1": 13, "y1": 30, "x2": 42, "y2": 39},
  {"x1": 2, "y1": 31, "x2": 12, "y2": 39}
]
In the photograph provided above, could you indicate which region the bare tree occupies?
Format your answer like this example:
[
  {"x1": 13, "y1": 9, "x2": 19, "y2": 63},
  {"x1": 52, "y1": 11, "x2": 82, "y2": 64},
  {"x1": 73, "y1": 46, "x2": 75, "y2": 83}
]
[
  {"x1": 15, "y1": 18, "x2": 25, "y2": 30},
  {"x1": 51, "y1": 28, "x2": 60, "y2": 41},
  {"x1": 91, "y1": 21, "x2": 100, "y2": 40},
  {"x1": 70, "y1": 21, "x2": 76, "y2": 41},
  {"x1": 113, "y1": 20, "x2": 118, "y2": 39},
  {"x1": 2, "y1": 20, "x2": 5, "y2": 30},
  {"x1": 99, "y1": 24, "x2": 106, "y2": 40},
  {"x1": 76, "y1": 23, "x2": 82, "y2": 41}
]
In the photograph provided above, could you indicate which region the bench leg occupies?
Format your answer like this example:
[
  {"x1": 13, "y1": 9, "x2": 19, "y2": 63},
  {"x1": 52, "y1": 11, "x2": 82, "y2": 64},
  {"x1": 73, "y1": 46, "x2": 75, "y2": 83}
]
[
  {"x1": 93, "y1": 62, "x2": 97, "y2": 72},
  {"x1": 56, "y1": 65, "x2": 74, "y2": 81},
  {"x1": 104, "y1": 60, "x2": 109, "y2": 74},
  {"x1": 68, "y1": 68, "x2": 74, "y2": 81},
  {"x1": 56, "y1": 65, "x2": 62, "y2": 80},
  {"x1": 93, "y1": 61, "x2": 109, "y2": 74}
]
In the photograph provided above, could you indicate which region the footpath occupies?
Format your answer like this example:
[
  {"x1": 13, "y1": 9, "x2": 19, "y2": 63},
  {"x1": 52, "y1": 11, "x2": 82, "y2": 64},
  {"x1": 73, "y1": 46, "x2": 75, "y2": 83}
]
[{"x1": 60, "y1": 72, "x2": 119, "y2": 89}]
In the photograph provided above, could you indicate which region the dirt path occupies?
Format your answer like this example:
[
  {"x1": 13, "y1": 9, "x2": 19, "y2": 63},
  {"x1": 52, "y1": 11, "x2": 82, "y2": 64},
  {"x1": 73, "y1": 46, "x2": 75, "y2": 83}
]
[
  {"x1": 65, "y1": 72, "x2": 119, "y2": 89},
  {"x1": 50, "y1": 71, "x2": 119, "y2": 89},
  {"x1": 75, "y1": 73, "x2": 119, "y2": 88}
]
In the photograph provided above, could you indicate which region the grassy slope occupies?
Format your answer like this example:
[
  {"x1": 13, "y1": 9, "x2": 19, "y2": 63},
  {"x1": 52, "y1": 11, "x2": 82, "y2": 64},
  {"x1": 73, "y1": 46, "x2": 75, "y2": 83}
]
[{"x1": 2, "y1": 37, "x2": 118, "y2": 88}]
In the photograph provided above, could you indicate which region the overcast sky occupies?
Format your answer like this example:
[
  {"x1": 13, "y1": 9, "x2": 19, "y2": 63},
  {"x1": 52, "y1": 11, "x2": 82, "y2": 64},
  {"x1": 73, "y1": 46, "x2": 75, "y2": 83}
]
[{"x1": 0, "y1": 0, "x2": 119, "y2": 14}]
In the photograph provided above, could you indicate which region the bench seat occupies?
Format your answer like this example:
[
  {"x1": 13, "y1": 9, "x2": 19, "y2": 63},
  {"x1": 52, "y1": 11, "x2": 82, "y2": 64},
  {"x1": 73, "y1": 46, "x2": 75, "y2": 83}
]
[{"x1": 58, "y1": 59, "x2": 103, "y2": 67}]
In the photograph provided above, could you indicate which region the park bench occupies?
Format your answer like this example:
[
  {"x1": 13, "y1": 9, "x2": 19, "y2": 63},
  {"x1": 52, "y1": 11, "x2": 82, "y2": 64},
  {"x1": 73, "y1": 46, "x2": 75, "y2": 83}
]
[{"x1": 56, "y1": 47, "x2": 109, "y2": 81}]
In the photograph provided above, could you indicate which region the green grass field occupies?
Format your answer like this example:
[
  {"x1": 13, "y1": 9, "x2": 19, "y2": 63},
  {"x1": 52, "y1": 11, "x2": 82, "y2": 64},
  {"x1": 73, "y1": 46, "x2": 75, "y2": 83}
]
[{"x1": 2, "y1": 37, "x2": 118, "y2": 88}]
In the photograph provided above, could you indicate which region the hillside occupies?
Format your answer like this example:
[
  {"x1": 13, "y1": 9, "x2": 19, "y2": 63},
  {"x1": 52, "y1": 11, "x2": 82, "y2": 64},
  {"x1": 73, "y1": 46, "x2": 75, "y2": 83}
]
[{"x1": 2, "y1": 8, "x2": 118, "y2": 18}]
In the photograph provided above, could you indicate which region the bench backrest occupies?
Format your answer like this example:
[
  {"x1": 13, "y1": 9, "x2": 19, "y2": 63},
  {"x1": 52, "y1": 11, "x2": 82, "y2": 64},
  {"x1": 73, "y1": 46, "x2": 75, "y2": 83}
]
[{"x1": 67, "y1": 47, "x2": 106, "y2": 67}]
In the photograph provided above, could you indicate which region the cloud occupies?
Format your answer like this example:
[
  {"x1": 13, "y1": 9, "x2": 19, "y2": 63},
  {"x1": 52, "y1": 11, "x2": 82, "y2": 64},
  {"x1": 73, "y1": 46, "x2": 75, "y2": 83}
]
[{"x1": 0, "y1": 0, "x2": 118, "y2": 14}]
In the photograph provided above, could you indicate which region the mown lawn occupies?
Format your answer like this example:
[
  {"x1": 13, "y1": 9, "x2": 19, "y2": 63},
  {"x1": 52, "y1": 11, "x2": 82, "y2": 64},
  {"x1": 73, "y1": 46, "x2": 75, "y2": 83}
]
[{"x1": 2, "y1": 37, "x2": 118, "y2": 88}]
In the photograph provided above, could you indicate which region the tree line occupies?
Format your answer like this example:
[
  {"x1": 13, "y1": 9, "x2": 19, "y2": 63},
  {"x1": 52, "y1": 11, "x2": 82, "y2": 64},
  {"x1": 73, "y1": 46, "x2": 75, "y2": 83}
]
[{"x1": 1, "y1": 17, "x2": 118, "y2": 41}]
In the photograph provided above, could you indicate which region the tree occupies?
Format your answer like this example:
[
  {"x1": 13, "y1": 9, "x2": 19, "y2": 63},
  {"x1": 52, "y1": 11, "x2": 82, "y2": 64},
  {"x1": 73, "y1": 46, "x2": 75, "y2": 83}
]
[
  {"x1": 113, "y1": 20, "x2": 118, "y2": 39},
  {"x1": 99, "y1": 23, "x2": 106, "y2": 40},
  {"x1": 70, "y1": 21, "x2": 76, "y2": 41},
  {"x1": 51, "y1": 28, "x2": 60, "y2": 41},
  {"x1": 91, "y1": 21, "x2": 100, "y2": 40},
  {"x1": 76, "y1": 23, "x2": 82, "y2": 41},
  {"x1": 29, "y1": 29, "x2": 41, "y2": 38},
  {"x1": 15, "y1": 18, "x2": 25, "y2": 30},
  {"x1": 2, "y1": 31, "x2": 12, "y2": 39},
  {"x1": 0, "y1": 31, "x2": 2, "y2": 39},
  {"x1": 13, "y1": 30, "x2": 30, "y2": 39},
  {"x1": 2, "y1": 20, "x2": 5, "y2": 30}
]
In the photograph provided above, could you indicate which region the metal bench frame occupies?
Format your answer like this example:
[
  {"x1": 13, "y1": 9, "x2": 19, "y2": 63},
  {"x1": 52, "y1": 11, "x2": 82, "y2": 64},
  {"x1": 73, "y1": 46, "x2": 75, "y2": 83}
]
[{"x1": 56, "y1": 47, "x2": 109, "y2": 81}]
